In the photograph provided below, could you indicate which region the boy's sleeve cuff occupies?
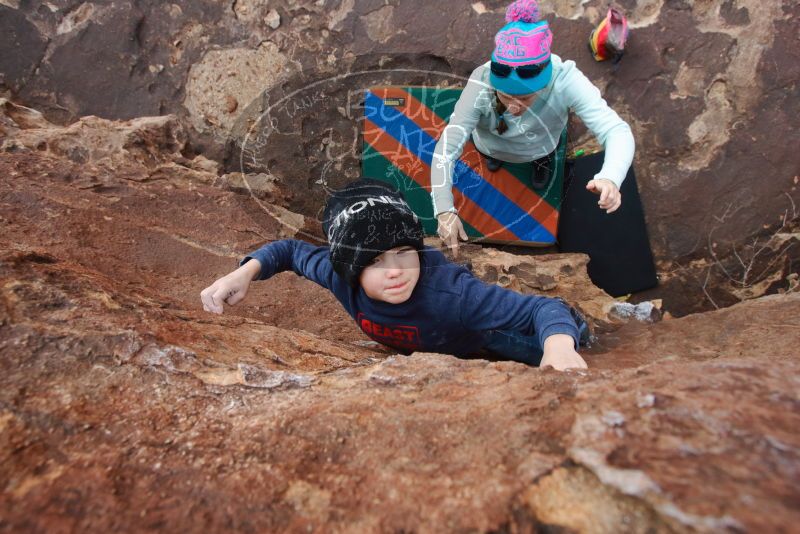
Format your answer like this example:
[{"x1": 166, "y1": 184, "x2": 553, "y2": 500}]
[
  {"x1": 239, "y1": 255, "x2": 264, "y2": 279},
  {"x1": 539, "y1": 323, "x2": 581, "y2": 350}
]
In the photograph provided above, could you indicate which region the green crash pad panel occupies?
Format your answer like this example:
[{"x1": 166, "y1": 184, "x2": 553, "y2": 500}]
[{"x1": 361, "y1": 86, "x2": 566, "y2": 246}]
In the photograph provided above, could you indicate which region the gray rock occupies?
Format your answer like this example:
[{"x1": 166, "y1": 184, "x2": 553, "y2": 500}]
[{"x1": 265, "y1": 9, "x2": 281, "y2": 29}]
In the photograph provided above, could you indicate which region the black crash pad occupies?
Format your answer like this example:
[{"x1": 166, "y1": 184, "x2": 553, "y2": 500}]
[{"x1": 558, "y1": 151, "x2": 658, "y2": 297}]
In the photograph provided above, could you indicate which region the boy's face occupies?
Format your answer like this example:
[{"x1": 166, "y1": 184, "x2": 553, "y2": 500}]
[{"x1": 359, "y1": 246, "x2": 420, "y2": 304}]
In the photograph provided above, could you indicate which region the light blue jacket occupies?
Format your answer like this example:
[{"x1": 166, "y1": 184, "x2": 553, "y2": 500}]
[{"x1": 431, "y1": 54, "x2": 635, "y2": 215}]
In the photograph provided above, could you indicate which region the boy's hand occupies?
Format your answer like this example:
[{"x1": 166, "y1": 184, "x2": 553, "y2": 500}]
[
  {"x1": 200, "y1": 259, "x2": 261, "y2": 314},
  {"x1": 436, "y1": 212, "x2": 468, "y2": 258},
  {"x1": 586, "y1": 178, "x2": 622, "y2": 213},
  {"x1": 540, "y1": 334, "x2": 588, "y2": 371}
]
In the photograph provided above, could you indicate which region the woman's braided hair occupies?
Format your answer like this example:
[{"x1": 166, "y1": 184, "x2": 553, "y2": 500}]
[{"x1": 494, "y1": 92, "x2": 508, "y2": 135}]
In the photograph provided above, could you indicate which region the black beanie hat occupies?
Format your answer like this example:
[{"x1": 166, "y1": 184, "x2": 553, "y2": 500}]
[{"x1": 322, "y1": 178, "x2": 425, "y2": 287}]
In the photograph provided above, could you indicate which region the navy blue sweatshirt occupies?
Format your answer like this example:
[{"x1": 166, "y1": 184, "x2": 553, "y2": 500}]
[{"x1": 242, "y1": 240, "x2": 580, "y2": 356}]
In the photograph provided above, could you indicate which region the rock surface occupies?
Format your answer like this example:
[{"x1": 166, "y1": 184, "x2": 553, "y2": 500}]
[
  {"x1": 1, "y1": 0, "x2": 798, "y2": 314},
  {"x1": 1, "y1": 99, "x2": 219, "y2": 182},
  {"x1": 454, "y1": 244, "x2": 640, "y2": 329},
  {"x1": 1, "y1": 108, "x2": 799, "y2": 532},
  {"x1": 1, "y1": 227, "x2": 799, "y2": 532}
]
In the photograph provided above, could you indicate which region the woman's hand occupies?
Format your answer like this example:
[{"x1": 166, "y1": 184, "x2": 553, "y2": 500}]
[
  {"x1": 586, "y1": 178, "x2": 622, "y2": 213},
  {"x1": 436, "y1": 212, "x2": 468, "y2": 258}
]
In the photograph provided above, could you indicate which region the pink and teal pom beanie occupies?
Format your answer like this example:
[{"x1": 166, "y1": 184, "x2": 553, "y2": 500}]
[{"x1": 490, "y1": 0, "x2": 554, "y2": 95}]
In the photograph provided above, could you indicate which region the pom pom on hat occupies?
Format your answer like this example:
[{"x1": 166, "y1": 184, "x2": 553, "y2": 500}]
[{"x1": 505, "y1": 0, "x2": 540, "y2": 23}]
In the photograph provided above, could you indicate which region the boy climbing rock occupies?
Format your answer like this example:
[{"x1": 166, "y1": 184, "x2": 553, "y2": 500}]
[{"x1": 201, "y1": 179, "x2": 588, "y2": 371}]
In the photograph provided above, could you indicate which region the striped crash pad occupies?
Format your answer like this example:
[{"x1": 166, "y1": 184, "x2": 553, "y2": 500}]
[{"x1": 361, "y1": 86, "x2": 566, "y2": 246}]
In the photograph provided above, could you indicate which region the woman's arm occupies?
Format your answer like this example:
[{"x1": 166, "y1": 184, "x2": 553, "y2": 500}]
[
  {"x1": 431, "y1": 66, "x2": 493, "y2": 255},
  {"x1": 564, "y1": 64, "x2": 635, "y2": 189},
  {"x1": 430, "y1": 66, "x2": 492, "y2": 215}
]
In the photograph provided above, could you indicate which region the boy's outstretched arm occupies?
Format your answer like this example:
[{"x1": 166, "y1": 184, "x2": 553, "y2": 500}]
[
  {"x1": 540, "y1": 334, "x2": 587, "y2": 371},
  {"x1": 200, "y1": 258, "x2": 262, "y2": 314},
  {"x1": 201, "y1": 239, "x2": 340, "y2": 315},
  {"x1": 456, "y1": 273, "x2": 588, "y2": 371}
]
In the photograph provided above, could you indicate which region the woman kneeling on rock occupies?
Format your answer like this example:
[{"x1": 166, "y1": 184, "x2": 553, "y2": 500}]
[{"x1": 432, "y1": 0, "x2": 635, "y2": 255}]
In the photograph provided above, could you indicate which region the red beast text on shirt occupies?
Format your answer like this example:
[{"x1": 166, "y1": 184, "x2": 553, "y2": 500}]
[{"x1": 357, "y1": 313, "x2": 421, "y2": 351}]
